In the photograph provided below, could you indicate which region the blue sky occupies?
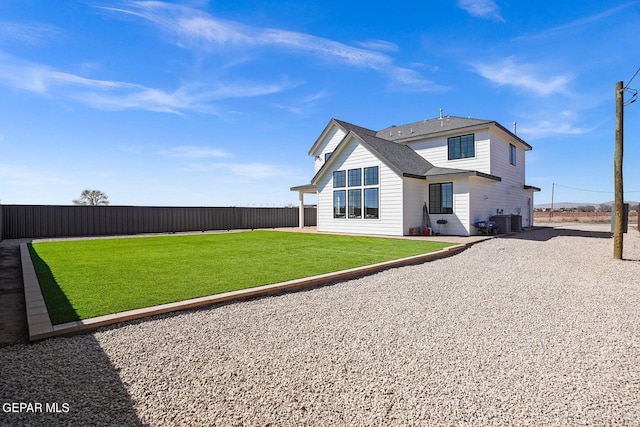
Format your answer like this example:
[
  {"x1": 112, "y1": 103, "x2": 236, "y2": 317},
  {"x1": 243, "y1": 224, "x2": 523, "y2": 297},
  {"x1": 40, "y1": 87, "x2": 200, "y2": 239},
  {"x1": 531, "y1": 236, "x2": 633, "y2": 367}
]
[{"x1": 1, "y1": 0, "x2": 639, "y2": 206}]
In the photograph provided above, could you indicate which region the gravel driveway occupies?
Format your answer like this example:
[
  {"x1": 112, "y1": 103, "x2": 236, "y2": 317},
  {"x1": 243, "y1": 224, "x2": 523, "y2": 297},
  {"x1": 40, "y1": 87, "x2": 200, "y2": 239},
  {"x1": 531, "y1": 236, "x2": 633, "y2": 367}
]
[{"x1": 1, "y1": 224, "x2": 639, "y2": 426}]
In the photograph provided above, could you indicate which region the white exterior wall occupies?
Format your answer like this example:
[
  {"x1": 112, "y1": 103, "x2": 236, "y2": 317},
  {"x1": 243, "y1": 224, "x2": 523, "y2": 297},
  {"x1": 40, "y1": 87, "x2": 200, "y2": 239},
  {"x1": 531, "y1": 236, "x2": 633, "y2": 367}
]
[
  {"x1": 316, "y1": 140, "x2": 404, "y2": 236},
  {"x1": 486, "y1": 129, "x2": 531, "y2": 225},
  {"x1": 426, "y1": 178, "x2": 471, "y2": 236},
  {"x1": 402, "y1": 177, "x2": 427, "y2": 235},
  {"x1": 308, "y1": 122, "x2": 536, "y2": 236},
  {"x1": 402, "y1": 176, "x2": 475, "y2": 236},
  {"x1": 406, "y1": 130, "x2": 491, "y2": 174},
  {"x1": 468, "y1": 178, "x2": 500, "y2": 224},
  {"x1": 312, "y1": 126, "x2": 346, "y2": 175}
]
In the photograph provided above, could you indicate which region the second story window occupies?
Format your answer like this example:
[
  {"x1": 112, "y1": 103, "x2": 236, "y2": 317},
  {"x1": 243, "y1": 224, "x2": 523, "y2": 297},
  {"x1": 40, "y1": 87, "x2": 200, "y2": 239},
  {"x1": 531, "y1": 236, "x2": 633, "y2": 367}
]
[
  {"x1": 348, "y1": 168, "x2": 361, "y2": 186},
  {"x1": 325, "y1": 152, "x2": 332, "y2": 162},
  {"x1": 448, "y1": 134, "x2": 475, "y2": 160},
  {"x1": 333, "y1": 170, "x2": 346, "y2": 188},
  {"x1": 509, "y1": 144, "x2": 516, "y2": 166}
]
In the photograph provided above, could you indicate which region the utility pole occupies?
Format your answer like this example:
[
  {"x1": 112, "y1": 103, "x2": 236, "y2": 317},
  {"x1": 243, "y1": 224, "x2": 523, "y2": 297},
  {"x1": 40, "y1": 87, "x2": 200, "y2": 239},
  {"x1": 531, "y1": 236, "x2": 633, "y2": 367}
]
[
  {"x1": 550, "y1": 183, "x2": 554, "y2": 220},
  {"x1": 614, "y1": 81, "x2": 624, "y2": 260}
]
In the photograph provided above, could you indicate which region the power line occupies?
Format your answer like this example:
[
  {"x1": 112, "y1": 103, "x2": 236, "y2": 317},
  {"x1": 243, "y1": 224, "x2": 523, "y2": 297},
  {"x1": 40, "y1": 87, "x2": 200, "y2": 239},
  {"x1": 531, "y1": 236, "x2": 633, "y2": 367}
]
[
  {"x1": 553, "y1": 183, "x2": 640, "y2": 194},
  {"x1": 624, "y1": 66, "x2": 640, "y2": 90}
]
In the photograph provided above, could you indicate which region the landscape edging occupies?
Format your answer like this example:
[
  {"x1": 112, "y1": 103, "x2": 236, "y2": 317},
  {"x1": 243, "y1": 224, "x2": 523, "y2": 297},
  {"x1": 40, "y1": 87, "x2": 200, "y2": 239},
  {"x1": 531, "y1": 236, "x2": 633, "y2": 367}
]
[{"x1": 22, "y1": 240, "x2": 478, "y2": 341}]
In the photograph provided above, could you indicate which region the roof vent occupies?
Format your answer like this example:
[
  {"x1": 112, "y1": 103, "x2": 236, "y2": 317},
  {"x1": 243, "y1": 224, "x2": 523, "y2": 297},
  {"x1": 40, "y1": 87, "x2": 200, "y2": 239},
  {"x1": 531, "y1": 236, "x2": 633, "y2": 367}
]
[
  {"x1": 439, "y1": 108, "x2": 443, "y2": 119},
  {"x1": 513, "y1": 121, "x2": 517, "y2": 135}
]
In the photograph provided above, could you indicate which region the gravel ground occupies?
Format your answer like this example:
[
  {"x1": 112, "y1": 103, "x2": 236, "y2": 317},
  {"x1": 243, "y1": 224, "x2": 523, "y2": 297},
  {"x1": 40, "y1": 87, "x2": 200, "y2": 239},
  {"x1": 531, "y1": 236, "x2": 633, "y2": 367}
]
[{"x1": 1, "y1": 224, "x2": 640, "y2": 426}]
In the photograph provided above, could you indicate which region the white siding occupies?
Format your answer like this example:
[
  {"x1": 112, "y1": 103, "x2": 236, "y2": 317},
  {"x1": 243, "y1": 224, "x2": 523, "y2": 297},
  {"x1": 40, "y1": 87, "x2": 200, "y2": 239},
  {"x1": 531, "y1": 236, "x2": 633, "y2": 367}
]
[
  {"x1": 308, "y1": 121, "x2": 536, "y2": 236},
  {"x1": 312, "y1": 126, "x2": 346, "y2": 175},
  {"x1": 316, "y1": 139, "x2": 404, "y2": 236},
  {"x1": 402, "y1": 177, "x2": 427, "y2": 235},
  {"x1": 427, "y1": 178, "x2": 471, "y2": 236},
  {"x1": 468, "y1": 178, "x2": 500, "y2": 224},
  {"x1": 406, "y1": 130, "x2": 491, "y2": 174},
  {"x1": 483, "y1": 129, "x2": 531, "y2": 223},
  {"x1": 468, "y1": 177, "x2": 532, "y2": 231}
]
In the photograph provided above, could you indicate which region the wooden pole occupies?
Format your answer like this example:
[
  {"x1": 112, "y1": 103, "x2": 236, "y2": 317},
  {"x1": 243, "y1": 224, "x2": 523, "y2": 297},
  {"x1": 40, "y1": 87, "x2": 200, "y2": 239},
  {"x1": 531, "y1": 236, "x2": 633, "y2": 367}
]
[
  {"x1": 550, "y1": 183, "x2": 554, "y2": 220},
  {"x1": 614, "y1": 81, "x2": 624, "y2": 259}
]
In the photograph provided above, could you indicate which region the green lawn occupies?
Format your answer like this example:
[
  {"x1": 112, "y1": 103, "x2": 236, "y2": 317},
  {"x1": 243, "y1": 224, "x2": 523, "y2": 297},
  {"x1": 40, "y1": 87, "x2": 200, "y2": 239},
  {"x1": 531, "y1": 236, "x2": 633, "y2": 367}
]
[{"x1": 29, "y1": 231, "x2": 454, "y2": 324}]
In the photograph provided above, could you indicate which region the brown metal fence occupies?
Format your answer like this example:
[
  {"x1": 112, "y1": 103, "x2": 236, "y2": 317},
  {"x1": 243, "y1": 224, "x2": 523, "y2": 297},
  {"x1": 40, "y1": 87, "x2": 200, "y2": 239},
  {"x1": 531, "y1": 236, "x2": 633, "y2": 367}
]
[{"x1": 0, "y1": 205, "x2": 317, "y2": 240}]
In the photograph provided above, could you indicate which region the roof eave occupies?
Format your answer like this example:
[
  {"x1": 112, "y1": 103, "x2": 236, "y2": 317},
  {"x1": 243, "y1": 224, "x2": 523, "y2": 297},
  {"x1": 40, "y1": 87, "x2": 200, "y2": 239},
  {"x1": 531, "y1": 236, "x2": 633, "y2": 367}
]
[
  {"x1": 290, "y1": 184, "x2": 318, "y2": 193},
  {"x1": 391, "y1": 121, "x2": 533, "y2": 151},
  {"x1": 308, "y1": 118, "x2": 343, "y2": 156},
  {"x1": 492, "y1": 122, "x2": 533, "y2": 150},
  {"x1": 425, "y1": 170, "x2": 502, "y2": 182},
  {"x1": 390, "y1": 121, "x2": 494, "y2": 143},
  {"x1": 310, "y1": 131, "x2": 404, "y2": 185}
]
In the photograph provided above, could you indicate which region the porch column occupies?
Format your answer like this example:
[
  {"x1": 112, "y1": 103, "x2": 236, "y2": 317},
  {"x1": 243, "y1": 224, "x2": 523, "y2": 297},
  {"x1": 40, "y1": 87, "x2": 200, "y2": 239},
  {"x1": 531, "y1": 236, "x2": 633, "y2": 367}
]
[{"x1": 298, "y1": 191, "x2": 304, "y2": 228}]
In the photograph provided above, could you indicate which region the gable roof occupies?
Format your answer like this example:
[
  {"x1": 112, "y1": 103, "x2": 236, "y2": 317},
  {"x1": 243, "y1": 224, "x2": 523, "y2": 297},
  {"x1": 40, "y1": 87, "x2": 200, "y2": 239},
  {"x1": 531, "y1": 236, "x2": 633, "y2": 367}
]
[
  {"x1": 311, "y1": 121, "x2": 502, "y2": 184},
  {"x1": 310, "y1": 128, "x2": 433, "y2": 184},
  {"x1": 377, "y1": 115, "x2": 532, "y2": 150},
  {"x1": 378, "y1": 116, "x2": 492, "y2": 141},
  {"x1": 332, "y1": 119, "x2": 377, "y2": 137},
  {"x1": 308, "y1": 118, "x2": 377, "y2": 156},
  {"x1": 356, "y1": 131, "x2": 435, "y2": 177}
]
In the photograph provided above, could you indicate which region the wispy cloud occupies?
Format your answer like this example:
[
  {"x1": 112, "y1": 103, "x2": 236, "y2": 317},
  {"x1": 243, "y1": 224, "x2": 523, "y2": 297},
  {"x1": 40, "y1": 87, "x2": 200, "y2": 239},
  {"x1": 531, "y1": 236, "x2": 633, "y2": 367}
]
[
  {"x1": 0, "y1": 22, "x2": 60, "y2": 45},
  {"x1": 162, "y1": 146, "x2": 231, "y2": 158},
  {"x1": 271, "y1": 90, "x2": 332, "y2": 115},
  {"x1": 457, "y1": 0, "x2": 505, "y2": 22},
  {"x1": 0, "y1": 52, "x2": 297, "y2": 114},
  {"x1": 518, "y1": 110, "x2": 597, "y2": 139},
  {"x1": 181, "y1": 161, "x2": 295, "y2": 180},
  {"x1": 102, "y1": 1, "x2": 443, "y2": 92},
  {"x1": 516, "y1": 3, "x2": 634, "y2": 41},
  {"x1": 473, "y1": 56, "x2": 571, "y2": 96},
  {"x1": 353, "y1": 39, "x2": 400, "y2": 52},
  {"x1": 0, "y1": 163, "x2": 70, "y2": 187}
]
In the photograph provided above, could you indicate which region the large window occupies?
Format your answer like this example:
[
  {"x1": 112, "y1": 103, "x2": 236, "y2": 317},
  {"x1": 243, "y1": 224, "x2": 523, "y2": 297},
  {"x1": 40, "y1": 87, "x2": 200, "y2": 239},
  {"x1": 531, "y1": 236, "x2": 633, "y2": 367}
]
[
  {"x1": 364, "y1": 166, "x2": 379, "y2": 185},
  {"x1": 509, "y1": 144, "x2": 516, "y2": 166},
  {"x1": 448, "y1": 134, "x2": 475, "y2": 160},
  {"x1": 364, "y1": 188, "x2": 379, "y2": 219},
  {"x1": 429, "y1": 182, "x2": 453, "y2": 214},
  {"x1": 332, "y1": 166, "x2": 379, "y2": 219},
  {"x1": 348, "y1": 168, "x2": 361, "y2": 186},
  {"x1": 348, "y1": 189, "x2": 362, "y2": 218},
  {"x1": 333, "y1": 190, "x2": 346, "y2": 218}
]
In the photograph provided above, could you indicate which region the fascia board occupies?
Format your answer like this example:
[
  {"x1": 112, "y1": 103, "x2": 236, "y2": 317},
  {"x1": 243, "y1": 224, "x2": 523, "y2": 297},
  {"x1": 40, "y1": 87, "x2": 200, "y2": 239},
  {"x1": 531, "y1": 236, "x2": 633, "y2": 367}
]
[
  {"x1": 308, "y1": 119, "x2": 344, "y2": 156},
  {"x1": 490, "y1": 122, "x2": 533, "y2": 151},
  {"x1": 393, "y1": 122, "x2": 493, "y2": 144},
  {"x1": 310, "y1": 131, "x2": 403, "y2": 185}
]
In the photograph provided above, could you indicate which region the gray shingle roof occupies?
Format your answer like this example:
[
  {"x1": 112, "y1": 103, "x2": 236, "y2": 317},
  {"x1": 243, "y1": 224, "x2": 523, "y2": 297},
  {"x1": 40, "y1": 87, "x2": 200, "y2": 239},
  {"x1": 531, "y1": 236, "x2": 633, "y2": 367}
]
[
  {"x1": 356, "y1": 132, "x2": 435, "y2": 177},
  {"x1": 377, "y1": 116, "x2": 493, "y2": 142},
  {"x1": 319, "y1": 116, "x2": 526, "y2": 181},
  {"x1": 332, "y1": 119, "x2": 377, "y2": 137}
]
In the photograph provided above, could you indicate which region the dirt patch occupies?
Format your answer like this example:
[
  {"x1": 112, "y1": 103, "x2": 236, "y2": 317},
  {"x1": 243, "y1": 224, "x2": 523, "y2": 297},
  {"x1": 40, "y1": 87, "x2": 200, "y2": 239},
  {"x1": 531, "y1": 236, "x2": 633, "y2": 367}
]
[{"x1": 0, "y1": 239, "x2": 29, "y2": 347}]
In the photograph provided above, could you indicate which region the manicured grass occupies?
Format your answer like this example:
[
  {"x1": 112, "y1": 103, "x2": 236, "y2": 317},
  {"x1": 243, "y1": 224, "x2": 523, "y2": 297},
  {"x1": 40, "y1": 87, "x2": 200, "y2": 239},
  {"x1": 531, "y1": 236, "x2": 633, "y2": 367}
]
[{"x1": 29, "y1": 231, "x2": 454, "y2": 324}]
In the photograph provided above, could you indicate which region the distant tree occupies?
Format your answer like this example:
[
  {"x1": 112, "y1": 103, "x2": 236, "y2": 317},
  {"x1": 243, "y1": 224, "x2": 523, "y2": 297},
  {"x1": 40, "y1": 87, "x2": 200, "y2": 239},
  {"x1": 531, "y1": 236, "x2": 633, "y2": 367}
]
[
  {"x1": 598, "y1": 203, "x2": 612, "y2": 212},
  {"x1": 576, "y1": 205, "x2": 595, "y2": 212},
  {"x1": 73, "y1": 189, "x2": 109, "y2": 206}
]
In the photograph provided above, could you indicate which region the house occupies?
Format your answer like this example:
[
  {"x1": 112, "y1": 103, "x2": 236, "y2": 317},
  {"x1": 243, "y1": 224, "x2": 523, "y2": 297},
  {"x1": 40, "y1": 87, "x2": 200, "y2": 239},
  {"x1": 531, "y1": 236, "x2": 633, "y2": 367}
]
[{"x1": 291, "y1": 114, "x2": 540, "y2": 236}]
